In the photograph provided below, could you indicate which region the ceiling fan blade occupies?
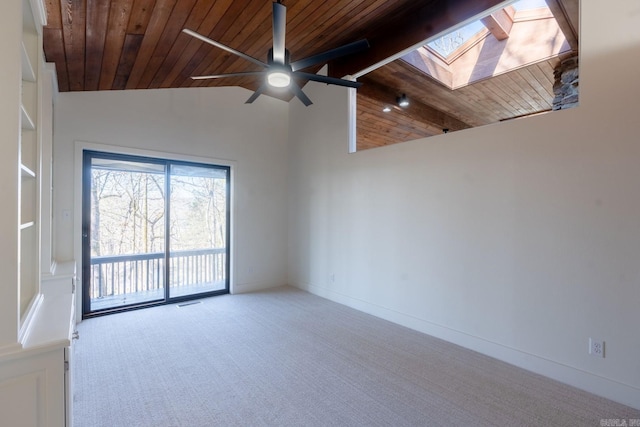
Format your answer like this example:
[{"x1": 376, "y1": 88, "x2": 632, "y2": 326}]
[
  {"x1": 272, "y1": 1, "x2": 286, "y2": 64},
  {"x1": 183, "y1": 29, "x2": 267, "y2": 68},
  {"x1": 191, "y1": 71, "x2": 265, "y2": 80},
  {"x1": 290, "y1": 39, "x2": 370, "y2": 72},
  {"x1": 245, "y1": 82, "x2": 269, "y2": 104},
  {"x1": 289, "y1": 80, "x2": 313, "y2": 106},
  {"x1": 294, "y1": 72, "x2": 362, "y2": 88}
]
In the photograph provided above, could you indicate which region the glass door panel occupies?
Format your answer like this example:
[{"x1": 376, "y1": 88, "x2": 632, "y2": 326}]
[
  {"x1": 168, "y1": 163, "x2": 229, "y2": 299},
  {"x1": 86, "y1": 154, "x2": 166, "y2": 312}
]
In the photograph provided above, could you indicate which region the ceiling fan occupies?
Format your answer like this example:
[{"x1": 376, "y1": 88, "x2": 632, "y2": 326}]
[{"x1": 182, "y1": 0, "x2": 369, "y2": 106}]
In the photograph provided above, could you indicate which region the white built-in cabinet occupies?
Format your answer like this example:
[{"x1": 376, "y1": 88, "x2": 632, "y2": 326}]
[
  {"x1": 19, "y1": 0, "x2": 41, "y2": 337},
  {"x1": 0, "y1": 0, "x2": 75, "y2": 426}
]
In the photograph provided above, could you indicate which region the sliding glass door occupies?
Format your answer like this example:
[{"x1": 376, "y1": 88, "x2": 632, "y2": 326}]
[
  {"x1": 168, "y1": 163, "x2": 229, "y2": 298},
  {"x1": 82, "y1": 151, "x2": 230, "y2": 317}
]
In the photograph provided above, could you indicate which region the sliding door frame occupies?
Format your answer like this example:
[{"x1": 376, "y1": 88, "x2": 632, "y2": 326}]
[{"x1": 81, "y1": 149, "x2": 231, "y2": 318}]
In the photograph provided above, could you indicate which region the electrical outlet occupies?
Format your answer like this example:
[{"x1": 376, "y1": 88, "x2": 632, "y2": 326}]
[{"x1": 589, "y1": 338, "x2": 605, "y2": 358}]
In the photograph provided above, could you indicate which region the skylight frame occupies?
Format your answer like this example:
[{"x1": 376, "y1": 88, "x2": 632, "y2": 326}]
[
  {"x1": 350, "y1": 0, "x2": 517, "y2": 79},
  {"x1": 401, "y1": 0, "x2": 571, "y2": 91},
  {"x1": 422, "y1": 0, "x2": 552, "y2": 64}
]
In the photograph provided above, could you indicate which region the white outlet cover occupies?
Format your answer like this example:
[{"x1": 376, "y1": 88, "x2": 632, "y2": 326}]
[{"x1": 589, "y1": 338, "x2": 605, "y2": 358}]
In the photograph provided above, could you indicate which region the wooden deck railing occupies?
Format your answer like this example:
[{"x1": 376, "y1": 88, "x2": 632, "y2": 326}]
[{"x1": 90, "y1": 248, "x2": 226, "y2": 300}]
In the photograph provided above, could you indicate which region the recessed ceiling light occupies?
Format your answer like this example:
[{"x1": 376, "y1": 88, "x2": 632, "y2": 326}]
[
  {"x1": 382, "y1": 106, "x2": 392, "y2": 113},
  {"x1": 397, "y1": 94, "x2": 409, "y2": 108}
]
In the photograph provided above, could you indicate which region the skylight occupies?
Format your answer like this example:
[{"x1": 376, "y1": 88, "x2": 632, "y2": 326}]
[
  {"x1": 512, "y1": 0, "x2": 549, "y2": 11},
  {"x1": 427, "y1": 20, "x2": 487, "y2": 58},
  {"x1": 403, "y1": 0, "x2": 570, "y2": 90},
  {"x1": 425, "y1": 0, "x2": 551, "y2": 59}
]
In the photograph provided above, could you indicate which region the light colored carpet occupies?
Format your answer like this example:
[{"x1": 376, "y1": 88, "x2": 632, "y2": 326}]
[{"x1": 73, "y1": 286, "x2": 639, "y2": 426}]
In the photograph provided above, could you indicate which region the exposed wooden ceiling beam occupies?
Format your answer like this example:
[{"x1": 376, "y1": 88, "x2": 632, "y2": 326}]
[
  {"x1": 329, "y1": 0, "x2": 508, "y2": 79},
  {"x1": 480, "y1": 6, "x2": 515, "y2": 41},
  {"x1": 358, "y1": 77, "x2": 472, "y2": 133}
]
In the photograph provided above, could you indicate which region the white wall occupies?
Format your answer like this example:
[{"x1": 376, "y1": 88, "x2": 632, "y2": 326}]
[
  {"x1": 287, "y1": 0, "x2": 640, "y2": 409},
  {"x1": 53, "y1": 86, "x2": 290, "y2": 301}
]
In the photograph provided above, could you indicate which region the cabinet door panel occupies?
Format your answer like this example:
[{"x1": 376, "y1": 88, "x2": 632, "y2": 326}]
[{"x1": 0, "y1": 372, "x2": 43, "y2": 427}]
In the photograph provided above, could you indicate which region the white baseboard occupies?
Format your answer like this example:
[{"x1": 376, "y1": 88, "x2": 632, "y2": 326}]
[{"x1": 295, "y1": 282, "x2": 640, "y2": 410}]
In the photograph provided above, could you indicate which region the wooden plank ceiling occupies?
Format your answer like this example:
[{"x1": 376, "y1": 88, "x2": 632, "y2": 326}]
[
  {"x1": 42, "y1": 0, "x2": 578, "y2": 151},
  {"x1": 356, "y1": 58, "x2": 559, "y2": 150}
]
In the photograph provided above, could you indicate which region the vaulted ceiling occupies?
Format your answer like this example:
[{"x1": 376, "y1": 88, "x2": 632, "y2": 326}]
[{"x1": 42, "y1": 0, "x2": 579, "y2": 151}]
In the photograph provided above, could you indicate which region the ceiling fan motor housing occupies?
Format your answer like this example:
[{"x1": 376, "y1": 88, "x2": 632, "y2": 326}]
[{"x1": 268, "y1": 48, "x2": 291, "y2": 66}]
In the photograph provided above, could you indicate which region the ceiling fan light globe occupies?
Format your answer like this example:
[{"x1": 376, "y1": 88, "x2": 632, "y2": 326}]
[{"x1": 267, "y1": 71, "x2": 291, "y2": 88}]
